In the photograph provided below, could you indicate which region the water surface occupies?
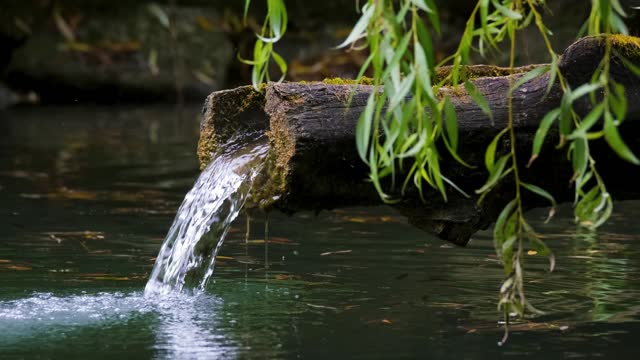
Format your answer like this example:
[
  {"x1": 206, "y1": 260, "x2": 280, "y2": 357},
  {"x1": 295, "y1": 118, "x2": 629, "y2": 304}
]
[{"x1": 1, "y1": 106, "x2": 639, "y2": 359}]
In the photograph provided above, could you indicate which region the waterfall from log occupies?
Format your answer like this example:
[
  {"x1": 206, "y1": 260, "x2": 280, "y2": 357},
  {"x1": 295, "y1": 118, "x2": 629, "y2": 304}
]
[{"x1": 145, "y1": 135, "x2": 268, "y2": 295}]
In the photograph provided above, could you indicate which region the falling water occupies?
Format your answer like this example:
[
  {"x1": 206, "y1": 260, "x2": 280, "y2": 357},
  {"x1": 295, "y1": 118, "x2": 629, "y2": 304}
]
[{"x1": 145, "y1": 135, "x2": 269, "y2": 295}]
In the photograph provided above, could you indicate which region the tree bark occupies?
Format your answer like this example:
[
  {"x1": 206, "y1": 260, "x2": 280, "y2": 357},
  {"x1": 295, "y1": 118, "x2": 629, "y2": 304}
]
[{"x1": 198, "y1": 35, "x2": 640, "y2": 246}]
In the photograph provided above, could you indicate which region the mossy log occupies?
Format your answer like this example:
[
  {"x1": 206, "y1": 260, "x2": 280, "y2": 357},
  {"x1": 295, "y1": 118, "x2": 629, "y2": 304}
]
[{"x1": 198, "y1": 35, "x2": 640, "y2": 246}]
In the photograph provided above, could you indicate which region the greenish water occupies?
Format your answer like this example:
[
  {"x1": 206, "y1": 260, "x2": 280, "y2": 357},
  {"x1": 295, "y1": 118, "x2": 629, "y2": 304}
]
[{"x1": 1, "y1": 106, "x2": 640, "y2": 359}]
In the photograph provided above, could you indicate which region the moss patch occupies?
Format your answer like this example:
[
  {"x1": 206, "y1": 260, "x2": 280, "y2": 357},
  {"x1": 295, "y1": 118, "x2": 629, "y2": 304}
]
[
  {"x1": 244, "y1": 111, "x2": 294, "y2": 211},
  {"x1": 608, "y1": 34, "x2": 640, "y2": 59},
  {"x1": 321, "y1": 76, "x2": 375, "y2": 85},
  {"x1": 434, "y1": 64, "x2": 542, "y2": 86}
]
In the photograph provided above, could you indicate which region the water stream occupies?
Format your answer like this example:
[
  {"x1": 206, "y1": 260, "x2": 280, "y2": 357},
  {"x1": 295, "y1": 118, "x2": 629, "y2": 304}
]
[{"x1": 145, "y1": 134, "x2": 269, "y2": 295}]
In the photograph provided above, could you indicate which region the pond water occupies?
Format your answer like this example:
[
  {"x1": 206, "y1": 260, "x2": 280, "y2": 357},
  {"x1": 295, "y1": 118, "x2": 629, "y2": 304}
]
[{"x1": 1, "y1": 105, "x2": 639, "y2": 359}]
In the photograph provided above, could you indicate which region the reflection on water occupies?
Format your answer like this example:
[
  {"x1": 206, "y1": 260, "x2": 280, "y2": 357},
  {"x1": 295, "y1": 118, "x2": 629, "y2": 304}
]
[{"x1": 1, "y1": 106, "x2": 640, "y2": 358}]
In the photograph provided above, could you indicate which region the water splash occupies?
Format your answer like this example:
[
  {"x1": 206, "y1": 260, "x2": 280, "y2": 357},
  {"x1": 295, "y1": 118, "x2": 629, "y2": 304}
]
[
  {"x1": 145, "y1": 135, "x2": 269, "y2": 295},
  {"x1": 0, "y1": 291, "x2": 235, "y2": 358}
]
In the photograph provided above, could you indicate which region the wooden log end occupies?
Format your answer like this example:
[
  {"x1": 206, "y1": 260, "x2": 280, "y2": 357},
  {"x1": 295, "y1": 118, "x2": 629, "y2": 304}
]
[
  {"x1": 560, "y1": 34, "x2": 640, "y2": 86},
  {"x1": 197, "y1": 85, "x2": 267, "y2": 169}
]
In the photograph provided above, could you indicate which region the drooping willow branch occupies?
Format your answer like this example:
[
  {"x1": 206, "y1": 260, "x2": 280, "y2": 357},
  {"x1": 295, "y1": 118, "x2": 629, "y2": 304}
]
[{"x1": 240, "y1": 0, "x2": 639, "y2": 344}]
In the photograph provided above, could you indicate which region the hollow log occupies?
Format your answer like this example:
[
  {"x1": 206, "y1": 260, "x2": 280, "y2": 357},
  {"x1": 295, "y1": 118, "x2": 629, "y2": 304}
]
[{"x1": 198, "y1": 35, "x2": 640, "y2": 246}]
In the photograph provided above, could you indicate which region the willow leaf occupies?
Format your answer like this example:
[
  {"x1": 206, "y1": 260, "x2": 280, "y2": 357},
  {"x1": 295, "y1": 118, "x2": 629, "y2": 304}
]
[
  {"x1": 271, "y1": 51, "x2": 288, "y2": 82},
  {"x1": 529, "y1": 236, "x2": 555, "y2": 271},
  {"x1": 611, "y1": 83, "x2": 627, "y2": 122},
  {"x1": 411, "y1": 0, "x2": 433, "y2": 13},
  {"x1": 388, "y1": 72, "x2": 415, "y2": 111},
  {"x1": 485, "y1": 127, "x2": 509, "y2": 172},
  {"x1": 443, "y1": 97, "x2": 458, "y2": 151},
  {"x1": 464, "y1": 80, "x2": 493, "y2": 123},
  {"x1": 611, "y1": 0, "x2": 628, "y2": 16},
  {"x1": 521, "y1": 182, "x2": 556, "y2": 209},
  {"x1": 414, "y1": 42, "x2": 434, "y2": 98},
  {"x1": 427, "y1": 149, "x2": 447, "y2": 200},
  {"x1": 244, "y1": 0, "x2": 251, "y2": 19},
  {"x1": 568, "y1": 82, "x2": 602, "y2": 103},
  {"x1": 619, "y1": 55, "x2": 640, "y2": 77},
  {"x1": 476, "y1": 154, "x2": 510, "y2": 194},
  {"x1": 491, "y1": 0, "x2": 522, "y2": 20},
  {"x1": 611, "y1": 13, "x2": 629, "y2": 35},
  {"x1": 529, "y1": 108, "x2": 560, "y2": 165},
  {"x1": 569, "y1": 102, "x2": 604, "y2": 139},
  {"x1": 441, "y1": 174, "x2": 470, "y2": 198},
  {"x1": 544, "y1": 55, "x2": 559, "y2": 96},
  {"x1": 381, "y1": 32, "x2": 412, "y2": 83},
  {"x1": 425, "y1": 0, "x2": 440, "y2": 33},
  {"x1": 336, "y1": 3, "x2": 374, "y2": 49},
  {"x1": 604, "y1": 111, "x2": 640, "y2": 164},
  {"x1": 572, "y1": 137, "x2": 589, "y2": 179},
  {"x1": 511, "y1": 65, "x2": 549, "y2": 93},
  {"x1": 356, "y1": 96, "x2": 375, "y2": 163},
  {"x1": 494, "y1": 199, "x2": 517, "y2": 260}
]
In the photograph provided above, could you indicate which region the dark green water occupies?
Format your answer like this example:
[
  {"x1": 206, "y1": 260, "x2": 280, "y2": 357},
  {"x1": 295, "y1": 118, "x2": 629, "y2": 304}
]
[{"x1": 1, "y1": 106, "x2": 639, "y2": 359}]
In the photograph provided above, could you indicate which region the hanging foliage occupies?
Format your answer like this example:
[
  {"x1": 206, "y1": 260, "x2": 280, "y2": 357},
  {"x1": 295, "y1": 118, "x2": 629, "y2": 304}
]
[{"x1": 243, "y1": 0, "x2": 638, "y2": 344}]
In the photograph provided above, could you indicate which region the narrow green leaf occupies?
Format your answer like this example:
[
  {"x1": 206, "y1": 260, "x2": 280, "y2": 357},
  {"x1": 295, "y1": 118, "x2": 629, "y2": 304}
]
[
  {"x1": 257, "y1": 0, "x2": 287, "y2": 43},
  {"x1": 592, "y1": 192, "x2": 613, "y2": 228},
  {"x1": 441, "y1": 135, "x2": 474, "y2": 168},
  {"x1": 521, "y1": 182, "x2": 556, "y2": 209},
  {"x1": 356, "y1": 95, "x2": 375, "y2": 162},
  {"x1": 529, "y1": 108, "x2": 560, "y2": 164},
  {"x1": 569, "y1": 102, "x2": 604, "y2": 139},
  {"x1": 619, "y1": 55, "x2": 640, "y2": 77},
  {"x1": 243, "y1": 0, "x2": 251, "y2": 19},
  {"x1": 443, "y1": 97, "x2": 458, "y2": 151},
  {"x1": 441, "y1": 174, "x2": 470, "y2": 198},
  {"x1": 464, "y1": 80, "x2": 493, "y2": 123},
  {"x1": 476, "y1": 154, "x2": 511, "y2": 194},
  {"x1": 502, "y1": 235, "x2": 517, "y2": 258},
  {"x1": 411, "y1": 0, "x2": 433, "y2": 13},
  {"x1": 611, "y1": 83, "x2": 627, "y2": 122},
  {"x1": 491, "y1": 0, "x2": 523, "y2": 19},
  {"x1": 510, "y1": 65, "x2": 550, "y2": 93},
  {"x1": 494, "y1": 199, "x2": 517, "y2": 259},
  {"x1": 271, "y1": 51, "x2": 288, "y2": 82},
  {"x1": 485, "y1": 128, "x2": 509, "y2": 172},
  {"x1": 388, "y1": 72, "x2": 415, "y2": 111},
  {"x1": 572, "y1": 137, "x2": 589, "y2": 179},
  {"x1": 568, "y1": 82, "x2": 602, "y2": 103},
  {"x1": 414, "y1": 42, "x2": 434, "y2": 98},
  {"x1": 604, "y1": 111, "x2": 640, "y2": 164},
  {"x1": 425, "y1": 0, "x2": 440, "y2": 33},
  {"x1": 480, "y1": 0, "x2": 490, "y2": 39},
  {"x1": 381, "y1": 32, "x2": 412, "y2": 82},
  {"x1": 575, "y1": 185, "x2": 600, "y2": 219},
  {"x1": 399, "y1": 129, "x2": 427, "y2": 158},
  {"x1": 611, "y1": 0, "x2": 628, "y2": 16},
  {"x1": 611, "y1": 13, "x2": 629, "y2": 35},
  {"x1": 336, "y1": 3, "x2": 374, "y2": 49},
  {"x1": 148, "y1": 4, "x2": 170, "y2": 28},
  {"x1": 528, "y1": 236, "x2": 554, "y2": 270},
  {"x1": 427, "y1": 148, "x2": 447, "y2": 201},
  {"x1": 546, "y1": 56, "x2": 559, "y2": 96}
]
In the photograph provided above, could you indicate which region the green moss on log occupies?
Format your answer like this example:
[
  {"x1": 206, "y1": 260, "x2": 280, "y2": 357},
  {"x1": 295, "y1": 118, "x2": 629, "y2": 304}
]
[{"x1": 434, "y1": 64, "x2": 542, "y2": 86}]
